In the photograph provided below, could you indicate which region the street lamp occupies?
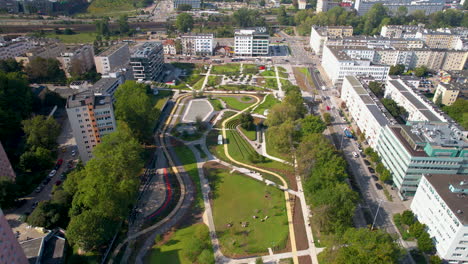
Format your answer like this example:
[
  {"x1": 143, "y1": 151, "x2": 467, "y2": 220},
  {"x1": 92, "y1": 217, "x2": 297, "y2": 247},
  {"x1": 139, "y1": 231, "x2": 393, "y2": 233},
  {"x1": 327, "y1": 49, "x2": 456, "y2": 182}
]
[{"x1": 371, "y1": 199, "x2": 383, "y2": 230}]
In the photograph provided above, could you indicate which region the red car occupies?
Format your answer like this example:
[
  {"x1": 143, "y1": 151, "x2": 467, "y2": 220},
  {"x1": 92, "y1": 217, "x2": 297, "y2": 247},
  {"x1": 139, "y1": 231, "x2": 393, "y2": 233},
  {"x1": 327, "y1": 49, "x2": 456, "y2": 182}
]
[
  {"x1": 55, "y1": 180, "x2": 62, "y2": 186},
  {"x1": 56, "y1": 159, "x2": 63, "y2": 166},
  {"x1": 326, "y1": 106, "x2": 331, "y2": 111}
]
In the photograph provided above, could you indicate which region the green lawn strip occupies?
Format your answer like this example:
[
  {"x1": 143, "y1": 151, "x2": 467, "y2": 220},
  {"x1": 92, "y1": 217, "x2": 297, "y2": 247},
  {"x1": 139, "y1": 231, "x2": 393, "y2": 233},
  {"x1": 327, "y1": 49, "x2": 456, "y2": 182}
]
[
  {"x1": 173, "y1": 145, "x2": 204, "y2": 210},
  {"x1": 278, "y1": 71, "x2": 289, "y2": 78},
  {"x1": 207, "y1": 75, "x2": 222, "y2": 87},
  {"x1": 209, "y1": 98, "x2": 224, "y2": 111},
  {"x1": 252, "y1": 94, "x2": 280, "y2": 115},
  {"x1": 243, "y1": 64, "x2": 260, "y2": 75},
  {"x1": 280, "y1": 79, "x2": 293, "y2": 87},
  {"x1": 297, "y1": 67, "x2": 314, "y2": 89},
  {"x1": 240, "y1": 126, "x2": 257, "y2": 141},
  {"x1": 145, "y1": 223, "x2": 214, "y2": 264},
  {"x1": 218, "y1": 85, "x2": 264, "y2": 91},
  {"x1": 207, "y1": 167, "x2": 289, "y2": 256},
  {"x1": 185, "y1": 74, "x2": 203, "y2": 86},
  {"x1": 45, "y1": 32, "x2": 102, "y2": 43},
  {"x1": 265, "y1": 78, "x2": 278, "y2": 90},
  {"x1": 192, "y1": 77, "x2": 205, "y2": 90},
  {"x1": 260, "y1": 70, "x2": 276, "y2": 77},
  {"x1": 277, "y1": 66, "x2": 287, "y2": 72},
  {"x1": 218, "y1": 96, "x2": 254, "y2": 111},
  {"x1": 154, "y1": 90, "x2": 173, "y2": 110},
  {"x1": 211, "y1": 64, "x2": 241, "y2": 75}
]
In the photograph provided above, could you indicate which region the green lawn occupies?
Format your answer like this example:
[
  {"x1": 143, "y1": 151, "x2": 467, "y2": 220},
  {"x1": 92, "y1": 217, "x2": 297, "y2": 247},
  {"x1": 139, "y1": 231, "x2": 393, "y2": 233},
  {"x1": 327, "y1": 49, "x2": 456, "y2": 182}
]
[
  {"x1": 218, "y1": 96, "x2": 255, "y2": 111},
  {"x1": 207, "y1": 166, "x2": 289, "y2": 256},
  {"x1": 145, "y1": 223, "x2": 214, "y2": 264},
  {"x1": 280, "y1": 79, "x2": 293, "y2": 87},
  {"x1": 154, "y1": 90, "x2": 173, "y2": 110},
  {"x1": 297, "y1": 67, "x2": 314, "y2": 89},
  {"x1": 277, "y1": 66, "x2": 287, "y2": 72},
  {"x1": 240, "y1": 126, "x2": 257, "y2": 141},
  {"x1": 260, "y1": 70, "x2": 276, "y2": 77},
  {"x1": 209, "y1": 98, "x2": 224, "y2": 111},
  {"x1": 278, "y1": 71, "x2": 289, "y2": 78},
  {"x1": 192, "y1": 77, "x2": 205, "y2": 90},
  {"x1": 211, "y1": 64, "x2": 241, "y2": 75},
  {"x1": 252, "y1": 94, "x2": 280, "y2": 115},
  {"x1": 218, "y1": 85, "x2": 264, "y2": 91},
  {"x1": 207, "y1": 75, "x2": 222, "y2": 87},
  {"x1": 173, "y1": 145, "x2": 204, "y2": 211},
  {"x1": 243, "y1": 64, "x2": 260, "y2": 75},
  {"x1": 265, "y1": 78, "x2": 279, "y2": 90},
  {"x1": 45, "y1": 32, "x2": 100, "y2": 43}
]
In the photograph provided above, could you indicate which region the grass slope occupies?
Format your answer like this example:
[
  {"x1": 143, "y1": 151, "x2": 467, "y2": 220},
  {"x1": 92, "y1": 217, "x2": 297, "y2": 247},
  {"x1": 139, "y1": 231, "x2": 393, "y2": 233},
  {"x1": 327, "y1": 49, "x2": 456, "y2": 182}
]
[
  {"x1": 252, "y1": 94, "x2": 280, "y2": 115},
  {"x1": 173, "y1": 145, "x2": 203, "y2": 210},
  {"x1": 219, "y1": 96, "x2": 254, "y2": 111}
]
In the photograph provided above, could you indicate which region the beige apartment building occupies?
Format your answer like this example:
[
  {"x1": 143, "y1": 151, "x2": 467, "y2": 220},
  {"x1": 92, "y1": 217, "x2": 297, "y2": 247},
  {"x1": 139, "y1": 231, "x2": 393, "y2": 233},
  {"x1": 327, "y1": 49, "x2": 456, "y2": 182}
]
[
  {"x1": 94, "y1": 43, "x2": 130, "y2": 75},
  {"x1": 66, "y1": 90, "x2": 116, "y2": 163},
  {"x1": 309, "y1": 26, "x2": 353, "y2": 55},
  {"x1": 433, "y1": 82, "x2": 467, "y2": 106}
]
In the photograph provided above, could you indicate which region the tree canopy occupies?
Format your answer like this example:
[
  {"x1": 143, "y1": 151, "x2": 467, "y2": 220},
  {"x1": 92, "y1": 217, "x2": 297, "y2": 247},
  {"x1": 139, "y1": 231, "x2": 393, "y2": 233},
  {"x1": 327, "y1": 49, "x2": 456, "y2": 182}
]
[
  {"x1": 22, "y1": 115, "x2": 61, "y2": 150},
  {"x1": 175, "y1": 13, "x2": 194, "y2": 33},
  {"x1": 442, "y1": 99, "x2": 468, "y2": 129},
  {"x1": 25, "y1": 57, "x2": 66, "y2": 83}
]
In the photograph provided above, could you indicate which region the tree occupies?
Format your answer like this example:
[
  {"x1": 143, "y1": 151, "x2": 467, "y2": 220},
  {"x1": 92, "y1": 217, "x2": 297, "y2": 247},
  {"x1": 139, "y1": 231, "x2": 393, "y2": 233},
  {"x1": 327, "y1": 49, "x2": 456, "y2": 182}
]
[
  {"x1": 22, "y1": 115, "x2": 60, "y2": 150},
  {"x1": 389, "y1": 64, "x2": 405, "y2": 76},
  {"x1": 382, "y1": 98, "x2": 407, "y2": 119},
  {"x1": 25, "y1": 57, "x2": 66, "y2": 83},
  {"x1": 232, "y1": 8, "x2": 266, "y2": 27},
  {"x1": 259, "y1": 0, "x2": 265, "y2": 6},
  {"x1": 0, "y1": 59, "x2": 22, "y2": 73},
  {"x1": 114, "y1": 81, "x2": 160, "y2": 143},
  {"x1": 434, "y1": 93, "x2": 443, "y2": 107},
  {"x1": 429, "y1": 255, "x2": 442, "y2": 264},
  {"x1": 442, "y1": 99, "x2": 468, "y2": 129},
  {"x1": 19, "y1": 147, "x2": 54, "y2": 173},
  {"x1": 368, "y1": 81, "x2": 384, "y2": 98},
  {"x1": 0, "y1": 177, "x2": 18, "y2": 208},
  {"x1": 300, "y1": 115, "x2": 326, "y2": 135},
  {"x1": 414, "y1": 65, "x2": 428, "y2": 77},
  {"x1": 177, "y1": 4, "x2": 192, "y2": 11},
  {"x1": 319, "y1": 228, "x2": 403, "y2": 264},
  {"x1": 323, "y1": 112, "x2": 332, "y2": 125},
  {"x1": 27, "y1": 200, "x2": 68, "y2": 229},
  {"x1": 175, "y1": 39, "x2": 182, "y2": 54},
  {"x1": 380, "y1": 169, "x2": 391, "y2": 182},
  {"x1": 266, "y1": 120, "x2": 299, "y2": 154},
  {"x1": 240, "y1": 113, "x2": 254, "y2": 130},
  {"x1": 401, "y1": 210, "x2": 415, "y2": 226},
  {"x1": 175, "y1": 13, "x2": 194, "y2": 33},
  {"x1": 64, "y1": 28, "x2": 75, "y2": 35},
  {"x1": 417, "y1": 231, "x2": 435, "y2": 253},
  {"x1": 409, "y1": 222, "x2": 426, "y2": 238},
  {"x1": 95, "y1": 18, "x2": 110, "y2": 36},
  {"x1": 118, "y1": 15, "x2": 130, "y2": 35}
]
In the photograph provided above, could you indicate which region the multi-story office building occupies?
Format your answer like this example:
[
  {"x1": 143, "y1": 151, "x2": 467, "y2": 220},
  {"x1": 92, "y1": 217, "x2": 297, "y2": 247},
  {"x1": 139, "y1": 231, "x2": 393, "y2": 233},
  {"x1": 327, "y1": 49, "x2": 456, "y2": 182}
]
[
  {"x1": 309, "y1": 26, "x2": 353, "y2": 55},
  {"x1": 0, "y1": 0, "x2": 20, "y2": 13},
  {"x1": 354, "y1": 0, "x2": 444, "y2": 16},
  {"x1": 163, "y1": 39, "x2": 177, "y2": 55},
  {"x1": 94, "y1": 43, "x2": 130, "y2": 75},
  {"x1": 321, "y1": 45, "x2": 390, "y2": 85},
  {"x1": 0, "y1": 141, "x2": 15, "y2": 181},
  {"x1": 377, "y1": 121, "x2": 468, "y2": 197},
  {"x1": 433, "y1": 82, "x2": 467, "y2": 106},
  {"x1": 341, "y1": 76, "x2": 397, "y2": 148},
  {"x1": 173, "y1": 0, "x2": 200, "y2": 9},
  {"x1": 66, "y1": 90, "x2": 116, "y2": 163},
  {"x1": 0, "y1": 39, "x2": 33, "y2": 59},
  {"x1": 181, "y1": 34, "x2": 214, "y2": 56},
  {"x1": 57, "y1": 45, "x2": 95, "y2": 78},
  {"x1": 234, "y1": 28, "x2": 270, "y2": 56},
  {"x1": 411, "y1": 174, "x2": 468, "y2": 263},
  {"x1": 130, "y1": 42, "x2": 164, "y2": 81},
  {"x1": 0, "y1": 209, "x2": 28, "y2": 264},
  {"x1": 384, "y1": 77, "x2": 448, "y2": 122}
]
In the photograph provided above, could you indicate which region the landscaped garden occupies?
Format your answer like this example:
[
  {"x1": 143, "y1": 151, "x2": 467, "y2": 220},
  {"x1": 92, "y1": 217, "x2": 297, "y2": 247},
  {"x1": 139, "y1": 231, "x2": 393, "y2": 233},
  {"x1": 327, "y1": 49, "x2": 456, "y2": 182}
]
[
  {"x1": 211, "y1": 64, "x2": 241, "y2": 75},
  {"x1": 204, "y1": 162, "x2": 289, "y2": 256},
  {"x1": 252, "y1": 94, "x2": 280, "y2": 115},
  {"x1": 218, "y1": 96, "x2": 256, "y2": 111}
]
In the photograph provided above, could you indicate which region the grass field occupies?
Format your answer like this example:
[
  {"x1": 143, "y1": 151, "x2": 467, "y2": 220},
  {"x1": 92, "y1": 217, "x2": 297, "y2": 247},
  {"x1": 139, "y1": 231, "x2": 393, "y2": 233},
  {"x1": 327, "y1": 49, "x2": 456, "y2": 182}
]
[
  {"x1": 240, "y1": 126, "x2": 257, "y2": 141},
  {"x1": 260, "y1": 70, "x2": 276, "y2": 77},
  {"x1": 243, "y1": 64, "x2": 260, "y2": 75},
  {"x1": 206, "y1": 164, "x2": 289, "y2": 256},
  {"x1": 277, "y1": 66, "x2": 287, "y2": 72},
  {"x1": 218, "y1": 96, "x2": 254, "y2": 111},
  {"x1": 153, "y1": 90, "x2": 173, "y2": 111},
  {"x1": 278, "y1": 71, "x2": 289, "y2": 78},
  {"x1": 218, "y1": 85, "x2": 264, "y2": 91},
  {"x1": 207, "y1": 75, "x2": 222, "y2": 87},
  {"x1": 45, "y1": 32, "x2": 99, "y2": 43},
  {"x1": 212, "y1": 64, "x2": 241, "y2": 75},
  {"x1": 252, "y1": 94, "x2": 280, "y2": 115},
  {"x1": 280, "y1": 79, "x2": 293, "y2": 87},
  {"x1": 173, "y1": 145, "x2": 204, "y2": 211},
  {"x1": 265, "y1": 78, "x2": 279, "y2": 90},
  {"x1": 209, "y1": 98, "x2": 224, "y2": 111},
  {"x1": 192, "y1": 77, "x2": 205, "y2": 90},
  {"x1": 145, "y1": 223, "x2": 213, "y2": 264},
  {"x1": 297, "y1": 67, "x2": 314, "y2": 89}
]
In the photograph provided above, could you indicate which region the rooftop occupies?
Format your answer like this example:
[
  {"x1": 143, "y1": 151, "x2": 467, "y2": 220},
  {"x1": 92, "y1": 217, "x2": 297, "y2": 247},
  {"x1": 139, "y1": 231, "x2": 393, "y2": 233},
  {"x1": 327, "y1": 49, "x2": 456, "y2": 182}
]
[
  {"x1": 20, "y1": 229, "x2": 66, "y2": 264},
  {"x1": 92, "y1": 77, "x2": 119, "y2": 94},
  {"x1": 423, "y1": 174, "x2": 468, "y2": 225},
  {"x1": 131, "y1": 42, "x2": 162, "y2": 58},
  {"x1": 234, "y1": 27, "x2": 268, "y2": 36},
  {"x1": 97, "y1": 43, "x2": 128, "y2": 57},
  {"x1": 67, "y1": 90, "x2": 112, "y2": 109}
]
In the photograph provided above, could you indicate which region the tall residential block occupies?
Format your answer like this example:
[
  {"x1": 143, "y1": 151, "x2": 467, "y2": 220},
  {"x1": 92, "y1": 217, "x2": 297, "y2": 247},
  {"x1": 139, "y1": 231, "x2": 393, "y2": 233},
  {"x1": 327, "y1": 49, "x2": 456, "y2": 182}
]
[
  {"x1": 0, "y1": 38, "x2": 33, "y2": 60},
  {"x1": 94, "y1": 43, "x2": 130, "y2": 75},
  {"x1": 0, "y1": 208, "x2": 28, "y2": 264},
  {"x1": 309, "y1": 26, "x2": 353, "y2": 55},
  {"x1": 181, "y1": 34, "x2": 214, "y2": 56},
  {"x1": 66, "y1": 90, "x2": 116, "y2": 163},
  {"x1": 130, "y1": 42, "x2": 164, "y2": 81},
  {"x1": 234, "y1": 28, "x2": 270, "y2": 56},
  {"x1": 411, "y1": 174, "x2": 468, "y2": 263}
]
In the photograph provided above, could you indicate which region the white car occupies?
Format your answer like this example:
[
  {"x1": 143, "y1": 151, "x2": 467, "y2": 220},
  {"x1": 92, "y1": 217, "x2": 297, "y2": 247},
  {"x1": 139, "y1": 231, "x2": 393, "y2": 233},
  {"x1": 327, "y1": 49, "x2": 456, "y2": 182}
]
[
  {"x1": 48, "y1": 170, "x2": 57, "y2": 178},
  {"x1": 71, "y1": 149, "x2": 76, "y2": 157},
  {"x1": 352, "y1": 152, "x2": 359, "y2": 158}
]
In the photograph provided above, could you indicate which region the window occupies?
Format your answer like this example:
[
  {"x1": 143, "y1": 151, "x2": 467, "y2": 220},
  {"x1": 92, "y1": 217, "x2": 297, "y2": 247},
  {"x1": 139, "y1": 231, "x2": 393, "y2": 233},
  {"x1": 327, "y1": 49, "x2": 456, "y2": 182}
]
[
  {"x1": 452, "y1": 253, "x2": 461, "y2": 257},
  {"x1": 455, "y1": 247, "x2": 466, "y2": 250}
]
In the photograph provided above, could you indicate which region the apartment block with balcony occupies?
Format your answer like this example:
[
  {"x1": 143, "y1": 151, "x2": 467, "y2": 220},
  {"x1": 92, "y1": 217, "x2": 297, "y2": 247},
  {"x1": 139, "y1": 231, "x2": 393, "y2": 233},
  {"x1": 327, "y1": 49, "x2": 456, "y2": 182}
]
[
  {"x1": 234, "y1": 28, "x2": 269, "y2": 56},
  {"x1": 130, "y1": 42, "x2": 164, "y2": 81},
  {"x1": 94, "y1": 43, "x2": 130, "y2": 75},
  {"x1": 181, "y1": 34, "x2": 214, "y2": 56},
  {"x1": 411, "y1": 174, "x2": 468, "y2": 263},
  {"x1": 66, "y1": 90, "x2": 116, "y2": 163}
]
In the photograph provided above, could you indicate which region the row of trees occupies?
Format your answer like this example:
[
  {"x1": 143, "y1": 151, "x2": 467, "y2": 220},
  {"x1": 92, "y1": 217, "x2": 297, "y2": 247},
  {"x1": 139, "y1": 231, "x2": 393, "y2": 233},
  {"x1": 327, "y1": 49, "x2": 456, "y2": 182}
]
[{"x1": 294, "y1": 5, "x2": 468, "y2": 36}]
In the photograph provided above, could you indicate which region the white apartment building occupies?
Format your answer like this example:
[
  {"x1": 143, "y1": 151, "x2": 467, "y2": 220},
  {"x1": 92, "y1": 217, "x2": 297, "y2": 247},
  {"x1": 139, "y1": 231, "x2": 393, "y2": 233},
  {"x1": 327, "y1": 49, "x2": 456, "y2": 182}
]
[
  {"x1": 309, "y1": 26, "x2": 353, "y2": 55},
  {"x1": 57, "y1": 45, "x2": 95, "y2": 78},
  {"x1": 163, "y1": 39, "x2": 177, "y2": 55},
  {"x1": 341, "y1": 76, "x2": 397, "y2": 148},
  {"x1": 181, "y1": 34, "x2": 213, "y2": 56},
  {"x1": 66, "y1": 90, "x2": 116, "y2": 163},
  {"x1": 94, "y1": 43, "x2": 130, "y2": 75},
  {"x1": 321, "y1": 45, "x2": 390, "y2": 85},
  {"x1": 380, "y1": 25, "x2": 423, "y2": 39},
  {"x1": 411, "y1": 174, "x2": 468, "y2": 263},
  {"x1": 384, "y1": 77, "x2": 448, "y2": 122},
  {"x1": 354, "y1": 0, "x2": 444, "y2": 16},
  {"x1": 234, "y1": 28, "x2": 269, "y2": 56},
  {"x1": 0, "y1": 39, "x2": 33, "y2": 59}
]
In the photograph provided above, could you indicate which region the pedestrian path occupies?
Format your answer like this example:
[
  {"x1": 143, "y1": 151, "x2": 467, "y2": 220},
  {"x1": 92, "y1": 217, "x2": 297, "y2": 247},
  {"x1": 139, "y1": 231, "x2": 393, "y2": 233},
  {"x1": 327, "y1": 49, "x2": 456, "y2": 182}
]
[{"x1": 201, "y1": 64, "x2": 213, "y2": 91}]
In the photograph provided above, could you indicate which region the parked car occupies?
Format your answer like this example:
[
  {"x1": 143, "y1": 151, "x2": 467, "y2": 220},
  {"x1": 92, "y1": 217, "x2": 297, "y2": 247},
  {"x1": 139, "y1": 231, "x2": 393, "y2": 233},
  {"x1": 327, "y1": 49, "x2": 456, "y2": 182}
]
[
  {"x1": 71, "y1": 149, "x2": 76, "y2": 157},
  {"x1": 60, "y1": 174, "x2": 66, "y2": 180},
  {"x1": 368, "y1": 167, "x2": 375, "y2": 173},
  {"x1": 55, "y1": 180, "x2": 62, "y2": 186},
  {"x1": 364, "y1": 160, "x2": 371, "y2": 166},
  {"x1": 371, "y1": 175, "x2": 379, "y2": 181},
  {"x1": 375, "y1": 183, "x2": 383, "y2": 190},
  {"x1": 32, "y1": 201, "x2": 39, "y2": 209},
  {"x1": 43, "y1": 178, "x2": 51, "y2": 184},
  {"x1": 35, "y1": 186, "x2": 42, "y2": 193},
  {"x1": 48, "y1": 170, "x2": 57, "y2": 178},
  {"x1": 352, "y1": 152, "x2": 359, "y2": 158}
]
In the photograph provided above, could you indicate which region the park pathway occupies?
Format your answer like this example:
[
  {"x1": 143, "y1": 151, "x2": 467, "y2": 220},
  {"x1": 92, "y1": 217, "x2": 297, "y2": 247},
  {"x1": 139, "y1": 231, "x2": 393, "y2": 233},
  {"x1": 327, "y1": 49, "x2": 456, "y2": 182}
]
[
  {"x1": 201, "y1": 64, "x2": 213, "y2": 91},
  {"x1": 275, "y1": 66, "x2": 284, "y2": 99}
]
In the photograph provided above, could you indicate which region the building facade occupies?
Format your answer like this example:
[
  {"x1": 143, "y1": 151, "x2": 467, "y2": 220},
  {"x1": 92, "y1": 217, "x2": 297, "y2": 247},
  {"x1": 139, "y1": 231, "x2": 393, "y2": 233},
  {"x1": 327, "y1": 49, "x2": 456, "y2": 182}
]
[
  {"x1": 411, "y1": 174, "x2": 468, "y2": 263},
  {"x1": 354, "y1": 0, "x2": 444, "y2": 16},
  {"x1": 234, "y1": 28, "x2": 270, "y2": 56},
  {"x1": 130, "y1": 42, "x2": 164, "y2": 81},
  {"x1": 433, "y1": 82, "x2": 466, "y2": 106},
  {"x1": 94, "y1": 43, "x2": 130, "y2": 75},
  {"x1": 309, "y1": 26, "x2": 353, "y2": 55},
  {"x1": 380, "y1": 25, "x2": 423, "y2": 39},
  {"x1": 173, "y1": 0, "x2": 201, "y2": 9},
  {"x1": 298, "y1": 0, "x2": 307, "y2": 9},
  {"x1": 66, "y1": 91, "x2": 116, "y2": 163},
  {"x1": 0, "y1": 208, "x2": 28, "y2": 264},
  {"x1": 0, "y1": 39, "x2": 33, "y2": 60},
  {"x1": 181, "y1": 34, "x2": 214, "y2": 56},
  {"x1": 57, "y1": 45, "x2": 95, "y2": 78},
  {"x1": 321, "y1": 45, "x2": 390, "y2": 85},
  {"x1": 0, "y1": 141, "x2": 15, "y2": 181},
  {"x1": 162, "y1": 39, "x2": 177, "y2": 55},
  {"x1": 341, "y1": 76, "x2": 397, "y2": 148}
]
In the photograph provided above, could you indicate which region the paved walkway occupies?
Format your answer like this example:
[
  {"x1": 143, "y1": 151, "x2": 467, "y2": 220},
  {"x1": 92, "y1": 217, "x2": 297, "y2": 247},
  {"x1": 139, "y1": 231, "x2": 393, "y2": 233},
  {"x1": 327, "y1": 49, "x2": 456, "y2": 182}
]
[
  {"x1": 201, "y1": 64, "x2": 213, "y2": 91},
  {"x1": 275, "y1": 66, "x2": 285, "y2": 99}
]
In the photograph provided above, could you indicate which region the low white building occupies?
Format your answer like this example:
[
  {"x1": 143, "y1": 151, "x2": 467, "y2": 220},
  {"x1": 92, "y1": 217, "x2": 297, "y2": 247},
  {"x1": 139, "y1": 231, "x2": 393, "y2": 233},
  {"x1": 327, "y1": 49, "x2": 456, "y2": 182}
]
[
  {"x1": 341, "y1": 76, "x2": 396, "y2": 148},
  {"x1": 181, "y1": 34, "x2": 214, "y2": 56},
  {"x1": 321, "y1": 45, "x2": 390, "y2": 85},
  {"x1": 411, "y1": 174, "x2": 468, "y2": 263},
  {"x1": 234, "y1": 28, "x2": 269, "y2": 56},
  {"x1": 94, "y1": 43, "x2": 130, "y2": 75},
  {"x1": 309, "y1": 26, "x2": 353, "y2": 55},
  {"x1": 298, "y1": 0, "x2": 307, "y2": 9}
]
